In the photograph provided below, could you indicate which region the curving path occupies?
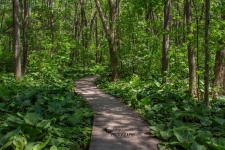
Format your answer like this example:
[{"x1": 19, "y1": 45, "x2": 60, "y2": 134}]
[{"x1": 75, "y1": 76, "x2": 159, "y2": 150}]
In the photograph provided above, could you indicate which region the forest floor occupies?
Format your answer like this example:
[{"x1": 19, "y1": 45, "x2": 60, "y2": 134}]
[{"x1": 75, "y1": 76, "x2": 159, "y2": 150}]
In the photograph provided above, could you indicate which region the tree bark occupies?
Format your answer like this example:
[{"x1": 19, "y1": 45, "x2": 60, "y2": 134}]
[
  {"x1": 80, "y1": 0, "x2": 88, "y2": 69},
  {"x1": 204, "y1": 0, "x2": 210, "y2": 106},
  {"x1": 21, "y1": 0, "x2": 29, "y2": 74},
  {"x1": 213, "y1": 50, "x2": 225, "y2": 97},
  {"x1": 213, "y1": 14, "x2": 225, "y2": 98},
  {"x1": 183, "y1": 0, "x2": 187, "y2": 43},
  {"x1": 193, "y1": 0, "x2": 201, "y2": 100},
  {"x1": 13, "y1": 0, "x2": 22, "y2": 80},
  {"x1": 94, "y1": 0, "x2": 118, "y2": 81},
  {"x1": 162, "y1": 0, "x2": 171, "y2": 83},
  {"x1": 186, "y1": 0, "x2": 197, "y2": 96},
  {"x1": 49, "y1": 0, "x2": 54, "y2": 58}
]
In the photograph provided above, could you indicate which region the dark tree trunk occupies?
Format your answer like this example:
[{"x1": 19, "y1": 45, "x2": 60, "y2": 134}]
[
  {"x1": 95, "y1": 16, "x2": 99, "y2": 64},
  {"x1": 21, "y1": 0, "x2": 29, "y2": 74},
  {"x1": 80, "y1": 0, "x2": 88, "y2": 69},
  {"x1": 204, "y1": 0, "x2": 210, "y2": 106},
  {"x1": 162, "y1": 0, "x2": 171, "y2": 83},
  {"x1": 13, "y1": 0, "x2": 22, "y2": 80},
  {"x1": 108, "y1": 0, "x2": 118, "y2": 81}
]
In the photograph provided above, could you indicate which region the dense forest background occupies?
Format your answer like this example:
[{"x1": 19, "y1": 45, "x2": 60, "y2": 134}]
[{"x1": 0, "y1": 0, "x2": 225, "y2": 149}]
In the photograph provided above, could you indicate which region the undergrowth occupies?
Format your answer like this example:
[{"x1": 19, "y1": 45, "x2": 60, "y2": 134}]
[
  {"x1": 0, "y1": 68, "x2": 94, "y2": 150},
  {"x1": 96, "y1": 74, "x2": 225, "y2": 150}
]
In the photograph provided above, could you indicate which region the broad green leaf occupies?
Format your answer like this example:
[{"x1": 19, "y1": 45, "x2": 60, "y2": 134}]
[
  {"x1": 31, "y1": 143, "x2": 40, "y2": 150},
  {"x1": 213, "y1": 117, "x2": 225, "y2": 126},
  {"x1": 36, "y1": 136, "x2": 51, "y2": 150},
  {"x1": 159, "y1": 141, "x2": 179, "y2": 150},
  {"x1": 50, "y1": 145, "x2": 58, "y2": 150},
  {"x1": 7, "y1": 115, "x2": 24, "y2": 124},
  {"x1": 21, "y1": 124, "x2": 40, "y2": 136},
  {"x1": 158, "y1": 142, "x2": 169, "y2": 150},
  {"x1": 173, "y1": 129, "x2": 194, "y2": 143},
  {"x1": 200, "y1": 117, "x2": 212, "y2": 126},
  {"x1": 12, "y1": 135, "x2": 27, "y2": 150},
  {"x1": 152, "y1": 103, "x2": 163, "y2": 111},
  {"x1": 0, "y1": 138, "x2": 13, "y2": 150},
  {"x1": 139, "y1": 97, "x2": 151, "y2": 106},
  {"x1": 197, "y1": 130, "x2": 213, "y2": 139},
  {"x1": 24, "y1": 142, "x2": 35, "y2": 150},
  {"x1": 160, "y1": 129, "x2": 173, "y2": 140},
  {"x1": 36, "y1": 120, "x2": 51, "y2": 129},
  {"x1": 49, "y1": 138, "x2": 73, "y2": 146},
  {"x1": 0, "y1": 128, "x2": 20, "y2": 146},
  {"x1": 207, "y1": 138, "x2": 225, "y2": 150},
  {"x1": 24, "y1": 113, "x2": 41, "y2": 125},
  {"x1": 190, "y1": 141, "x2": 207, "y2": 150},
  {"x1": 173, "y1": 127, "x2": 194, "y2": 143}
]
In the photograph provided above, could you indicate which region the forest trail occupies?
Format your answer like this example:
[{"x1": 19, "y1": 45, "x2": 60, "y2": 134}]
[{"x1": 75, "y1": 76, "x2": 159, "y2": 150}]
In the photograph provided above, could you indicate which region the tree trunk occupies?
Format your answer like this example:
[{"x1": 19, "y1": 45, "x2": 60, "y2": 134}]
[
  {"x1": 186, "y1": 0, "x2": 197, "y2": 96},
  {"x1": 49, "y1": 0, "x2": 54, "y2": 58},
  {"x1": 162, "y1": 0, "x2": 171, "y2": 83},
  {"x1": 21, "y1": 0, "x2": 29, "y2": 74},
  {"x1": 94, "y1": 0, "x2": 118, "y2": 81},
  {"x1": 213, "y1": 14, "x2": 225, "y2": 98},
  {"x1": 108, "y1": 0, "x2": 118, "y2": 81},
  {"x1": 80, "y1": 0, "x2": 88, "y2": 70},
  {"x1": 95, "y1": 16, "x2": 99, "y2": 63},
  {"x1": 193, "y1": 0, "x2": 201, "y2": 100},
  {"x1": 213, "y1": 50, "x2": 225, "y2": 97},
  {"x1": 183, "y1": 0, "x2": 186, "y2": 43},
  {"x1": 13, "y1": 0, "x2": 22, "y2": 80},
  {"x1": 204, "y1": 0, "x2": 210, "y2": 106}
]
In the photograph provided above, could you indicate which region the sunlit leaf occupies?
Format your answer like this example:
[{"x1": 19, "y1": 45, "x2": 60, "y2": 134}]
[
  {"x1": 190, "y1": 141, "x2": 207, "y2": 150},
  {"x1": 24, "y1": 113, "x2": 41, "y2": 125},
  {"x1": 50, "y1": 145, "x2": 58, "y2": 150}
]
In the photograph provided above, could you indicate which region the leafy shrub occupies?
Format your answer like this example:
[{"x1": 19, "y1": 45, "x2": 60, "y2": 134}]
[
  {"x1": 96, "y1": 74, "x2": 225, "y2": 150},
  {"x1": 0, "y1": 70, "x2": 93, "y2": 150}
]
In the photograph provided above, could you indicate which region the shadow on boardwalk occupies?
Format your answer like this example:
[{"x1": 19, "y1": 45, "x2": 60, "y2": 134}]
[{"x1": 75, "y1": 76, "x2": 159, "y2": 150}]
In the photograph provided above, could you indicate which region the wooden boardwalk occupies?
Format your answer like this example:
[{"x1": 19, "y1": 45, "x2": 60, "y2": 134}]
[{"x1": 75, "y1": 76, "x2": 159, "y2": 150}]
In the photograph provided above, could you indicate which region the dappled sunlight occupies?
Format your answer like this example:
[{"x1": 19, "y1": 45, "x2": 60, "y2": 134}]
[{"x1": 75, "y1": 76, "x2": 159, "y2": 150}]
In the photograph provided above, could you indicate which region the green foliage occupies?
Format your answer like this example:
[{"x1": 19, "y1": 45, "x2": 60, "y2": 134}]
[
  {"x1": 96, "y1": 74, "x2": 225, "y2": 150},
  {"x1": 0, "y1": 69, "x2": 93, "y2": 150}
]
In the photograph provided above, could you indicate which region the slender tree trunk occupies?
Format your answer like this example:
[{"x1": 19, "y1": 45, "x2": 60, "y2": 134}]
[
  {"x1": 13, "y1": 0, "x2": 22, "y2": 80},
  {"x1": 175, "y1": 2, "x2": 181, "y2": 46},
  {"x1": 186, "y1": 0, "x2": 197, "y2": 96},
  {"x1": 49, "y1": 0, "x2": 54, "y2": 58},
  {"x1": 94, "y1": 0, "x2": 118, "y2": 81},
  {"x1": 21, "y1": 0, "x2": 29, "y2": 74},
  {"x1": 1, "y1": 10, "x2": 5, "y2": 29},
  {"x1": 80, "y1": 0, "x2": 88, "y2": 69},
  {"x1": 183, "y1": 0, "x2": 186, "y2": 43},
  {"x1": 162, "y1": 0, "x2": 171, "y2": 83},
  {"x1": 69, "y1": 2, "x2": 79, "y2": 66},
  {"x1": 116, "y1": 0, "x2": 124, "y2": 77},
  {"x1": 193, "y1": 0, "x2": 200, "y2": 100},
  {"x1": 95, "y1": 16, "x2": 99, "y2": 63},
  {"x1": 204, "y1": 0, "x2": 210, "y2": 106}
]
